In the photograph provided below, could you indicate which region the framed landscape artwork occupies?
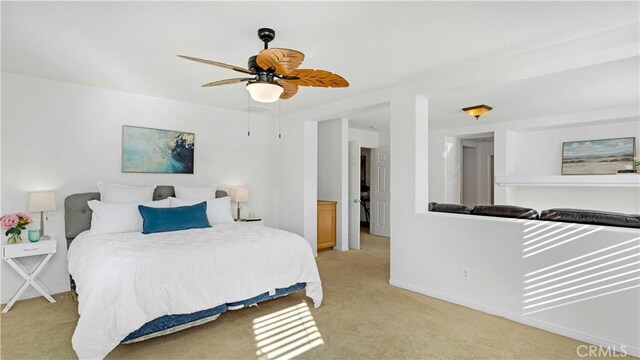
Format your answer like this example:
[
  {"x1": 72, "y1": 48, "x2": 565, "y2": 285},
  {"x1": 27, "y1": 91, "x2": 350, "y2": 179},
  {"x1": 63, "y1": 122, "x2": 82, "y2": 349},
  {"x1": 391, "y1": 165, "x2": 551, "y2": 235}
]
[
  {"x1": 122, "y1": 126, "x2": 195, "y2": 174},
  {"x1": 562, "y1": 137, "x2": 635, "y2": 175}
]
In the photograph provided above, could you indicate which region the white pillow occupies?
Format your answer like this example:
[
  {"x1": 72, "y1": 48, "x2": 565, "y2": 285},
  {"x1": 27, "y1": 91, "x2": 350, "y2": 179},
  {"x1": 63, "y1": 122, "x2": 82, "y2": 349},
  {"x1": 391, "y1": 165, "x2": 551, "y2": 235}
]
[
  {"x1": 98, "y1": 181, "x2": 155, "y2": 203},
  {"x1": 174, "y1": 184, "x2": 218, "y2": 200},
  {"x1": 170, "y1": 196, "x2": 234, "y2": 224},
  {"x1": 88, "y1": 199, "x2": 170, "y2": 234}
]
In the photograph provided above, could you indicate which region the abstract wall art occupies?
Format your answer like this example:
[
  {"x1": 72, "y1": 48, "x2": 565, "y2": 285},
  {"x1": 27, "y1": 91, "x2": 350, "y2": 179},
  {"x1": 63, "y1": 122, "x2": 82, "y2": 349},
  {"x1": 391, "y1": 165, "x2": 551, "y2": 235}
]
[{"x1": 122, "y1": 126, "x2": 195, "y2": 174}]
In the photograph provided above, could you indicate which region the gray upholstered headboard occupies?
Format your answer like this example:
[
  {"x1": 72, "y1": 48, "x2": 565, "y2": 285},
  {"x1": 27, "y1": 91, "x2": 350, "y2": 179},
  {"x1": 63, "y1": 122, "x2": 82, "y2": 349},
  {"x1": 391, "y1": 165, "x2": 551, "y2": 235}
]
[{"x1": 64, "y1": 185, "x2": 228, "y2": 248}]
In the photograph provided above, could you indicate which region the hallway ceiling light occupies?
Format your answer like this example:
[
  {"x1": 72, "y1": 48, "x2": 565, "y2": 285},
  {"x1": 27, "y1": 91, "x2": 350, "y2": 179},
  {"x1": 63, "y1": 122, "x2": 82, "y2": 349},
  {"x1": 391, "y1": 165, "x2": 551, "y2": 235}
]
[{"x1": 462, "y1": 104, "x2": 493, "y2": 119}]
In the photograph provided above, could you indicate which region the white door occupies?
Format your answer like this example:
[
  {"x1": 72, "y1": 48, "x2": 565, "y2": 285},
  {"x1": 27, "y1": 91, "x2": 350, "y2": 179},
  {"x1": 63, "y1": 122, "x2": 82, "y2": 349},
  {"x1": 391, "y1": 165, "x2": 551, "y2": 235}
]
[
  {"x1": 371, "y1": 146, "x2": 390, "y2": 237},
  {"x1": 348, "y1": 140, "x2": 361, "y2": 250}
]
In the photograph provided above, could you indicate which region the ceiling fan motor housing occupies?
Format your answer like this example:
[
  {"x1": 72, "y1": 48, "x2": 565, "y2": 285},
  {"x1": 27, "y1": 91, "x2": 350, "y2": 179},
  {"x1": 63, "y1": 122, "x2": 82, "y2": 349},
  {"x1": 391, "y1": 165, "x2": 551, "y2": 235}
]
[
  {"x1": 254, "y1": 72, "x2": 274, "y2": 83},
  {"x1": 247, "y1": 55, "x2": 260, "y2": 73},
  {"x1": 248, "y1": 55, "x2": 276, "y2": 83}
]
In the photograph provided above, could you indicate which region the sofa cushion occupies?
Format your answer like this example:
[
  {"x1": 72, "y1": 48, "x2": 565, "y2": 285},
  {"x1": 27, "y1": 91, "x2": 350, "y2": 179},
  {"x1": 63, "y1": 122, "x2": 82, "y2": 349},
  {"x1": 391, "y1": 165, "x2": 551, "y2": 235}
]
[
  {"x1": 471, "y1": 205, "x2": 539, "y2": 220},
  {"x1": 428, "y1": 202, "x2": 471, "y2": 214},
  {"x1": 540, "y1": 208, "x2": 640, "y2": 229}
]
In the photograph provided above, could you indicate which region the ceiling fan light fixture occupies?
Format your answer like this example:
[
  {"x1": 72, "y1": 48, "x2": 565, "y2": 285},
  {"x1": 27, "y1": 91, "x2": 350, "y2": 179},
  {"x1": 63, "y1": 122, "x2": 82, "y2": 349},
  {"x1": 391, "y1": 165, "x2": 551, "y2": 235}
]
[
  {"x1": 180, "y1": 28, "x2": 348, "y2": 102},
  {"x1": 246, "y1": 81, "x2": 284, "y2": 103},
  {"x1": 462, "y1": 104, "x2": 493, "y2": 119}
]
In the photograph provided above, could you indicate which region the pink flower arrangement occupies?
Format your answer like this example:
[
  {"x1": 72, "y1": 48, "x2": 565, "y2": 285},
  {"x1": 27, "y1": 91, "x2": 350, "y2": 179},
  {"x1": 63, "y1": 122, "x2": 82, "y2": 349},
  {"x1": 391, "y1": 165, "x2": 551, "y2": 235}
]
[
  {"x1": 1, "y1": 212, "x2": 32, "y2": 237},
  {"x1": 1, "y1": 215, "x2": 19, "y2": 228}
]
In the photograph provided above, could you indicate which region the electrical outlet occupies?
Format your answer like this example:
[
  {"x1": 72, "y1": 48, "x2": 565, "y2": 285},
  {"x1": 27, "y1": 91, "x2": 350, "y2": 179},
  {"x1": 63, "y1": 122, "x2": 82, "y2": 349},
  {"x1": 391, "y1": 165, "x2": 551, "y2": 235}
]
[{"x1": 462, "y1": 267, "x2": 470, "y2": 280}]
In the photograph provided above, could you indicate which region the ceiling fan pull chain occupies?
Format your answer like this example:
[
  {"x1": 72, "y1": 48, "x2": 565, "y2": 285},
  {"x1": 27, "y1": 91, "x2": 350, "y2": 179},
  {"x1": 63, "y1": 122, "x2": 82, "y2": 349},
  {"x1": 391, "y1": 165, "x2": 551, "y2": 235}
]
[
  {"x1": 247, "y1": 93, "x2": 251, "y2": 137},
  {"x1": 278, "y1": 101, "x2": 282, "y2": 139}
]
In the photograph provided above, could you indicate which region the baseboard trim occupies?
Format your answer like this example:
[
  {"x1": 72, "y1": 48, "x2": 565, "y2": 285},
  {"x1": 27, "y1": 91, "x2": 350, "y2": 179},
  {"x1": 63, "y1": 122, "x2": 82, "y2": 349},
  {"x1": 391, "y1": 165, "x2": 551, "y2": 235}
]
[{"x1": 389, "y1": 278, "x2": 639, "y2": 358}]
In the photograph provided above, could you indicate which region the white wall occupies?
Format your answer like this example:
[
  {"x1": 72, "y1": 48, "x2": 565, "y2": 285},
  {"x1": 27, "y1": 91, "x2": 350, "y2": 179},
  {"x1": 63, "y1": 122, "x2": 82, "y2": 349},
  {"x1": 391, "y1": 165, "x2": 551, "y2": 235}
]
[
  {"x1": 318, "y1": 120, "x2": 343, "y2": 201},
  {"x1": 277, "y1": 114, "x2": 320, "y2": 254},
  {"x1": 303, "y1": 121, "x2": 319, "y2": 254},
  {"x1": 318, "y1": 119, "x2": 348, "y2": 251},
  {"x1": 378, "y1": 131, "x2": 390, "y2": 147},
  {"x1": 1, "y1": 72, "x2": 280, "y2": 303},
  {"x1": 430, "y1": 117, "x2": 639, "y2": 214},
  {"x1": 349, "y1": 127, "x2": 379, "y2": 148},
  {"x1": 507, "y1": 120, "x2": 640, "y2": 213},
  {"x1": 512, "y1": 121, "x2": 639, "y2": 176},
  {"x1": 277, "y1": 115, "x2": 305, "y2": 238}
]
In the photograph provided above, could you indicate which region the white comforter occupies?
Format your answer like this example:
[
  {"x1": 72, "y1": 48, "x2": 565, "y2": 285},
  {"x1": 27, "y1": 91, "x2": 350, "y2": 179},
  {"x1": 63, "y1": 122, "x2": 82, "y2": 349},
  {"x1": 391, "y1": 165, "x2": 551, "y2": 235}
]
[{"x1": 67, "y1": 223, "x2": 322, "y2": 359}]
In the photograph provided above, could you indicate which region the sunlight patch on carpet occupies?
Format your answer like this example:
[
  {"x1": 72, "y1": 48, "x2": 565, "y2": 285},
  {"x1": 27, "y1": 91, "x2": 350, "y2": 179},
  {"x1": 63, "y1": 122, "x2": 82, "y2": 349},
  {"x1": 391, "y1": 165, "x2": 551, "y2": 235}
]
[{"x1": 253, "y1": 301, "x2": 324, "y2": 360}]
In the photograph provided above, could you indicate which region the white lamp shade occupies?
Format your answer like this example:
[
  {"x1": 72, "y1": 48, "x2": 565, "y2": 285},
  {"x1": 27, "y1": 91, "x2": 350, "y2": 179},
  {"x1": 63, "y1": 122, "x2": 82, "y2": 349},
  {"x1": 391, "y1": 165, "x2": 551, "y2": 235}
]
[
  {"x1": 28, "y1": 191, "x2": 56, "y2": 212},
  {"x1": 230, "y1": 187, "x2": 249, "y2": 202},
  {"x1": 246, "y1": 82, "x2": 284, "y2": 103}
]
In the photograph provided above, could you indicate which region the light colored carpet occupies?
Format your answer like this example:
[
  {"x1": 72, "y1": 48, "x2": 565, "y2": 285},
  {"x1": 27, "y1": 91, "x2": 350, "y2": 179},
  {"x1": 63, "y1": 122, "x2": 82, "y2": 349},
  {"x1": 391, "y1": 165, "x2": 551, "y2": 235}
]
[{"x1": 0, "y1": 232, "x2": 610, "y2": 359}]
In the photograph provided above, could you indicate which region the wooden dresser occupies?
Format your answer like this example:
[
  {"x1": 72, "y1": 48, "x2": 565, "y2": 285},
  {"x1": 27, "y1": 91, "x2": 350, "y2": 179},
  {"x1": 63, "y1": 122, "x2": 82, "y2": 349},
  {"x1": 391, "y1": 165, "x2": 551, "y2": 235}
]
[{"x1": 317, "y1": 200, "x2": 337, "y2": 251}]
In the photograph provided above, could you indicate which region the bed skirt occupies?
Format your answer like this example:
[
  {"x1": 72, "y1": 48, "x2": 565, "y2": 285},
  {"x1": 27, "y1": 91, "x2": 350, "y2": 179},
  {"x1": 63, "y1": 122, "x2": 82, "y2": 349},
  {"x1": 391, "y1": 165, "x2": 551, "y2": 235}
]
[{"x1": 122, "y1": 282, "x2": 307, "y2": 343}]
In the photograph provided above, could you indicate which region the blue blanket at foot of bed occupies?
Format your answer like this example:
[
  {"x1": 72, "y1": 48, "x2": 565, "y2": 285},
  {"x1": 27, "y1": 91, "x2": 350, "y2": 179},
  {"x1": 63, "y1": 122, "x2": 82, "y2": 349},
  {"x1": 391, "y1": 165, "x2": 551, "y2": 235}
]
[{"x1": 122, "y1": 282, "x2": 307, "y2": 343}]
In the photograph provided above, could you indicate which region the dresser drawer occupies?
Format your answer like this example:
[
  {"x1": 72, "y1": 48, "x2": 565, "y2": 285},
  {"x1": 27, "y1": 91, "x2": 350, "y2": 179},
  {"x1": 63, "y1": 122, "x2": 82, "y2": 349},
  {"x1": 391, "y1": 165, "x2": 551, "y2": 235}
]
[{"x1": 2, "y1": 240, "x2": 56, "y2": 259}]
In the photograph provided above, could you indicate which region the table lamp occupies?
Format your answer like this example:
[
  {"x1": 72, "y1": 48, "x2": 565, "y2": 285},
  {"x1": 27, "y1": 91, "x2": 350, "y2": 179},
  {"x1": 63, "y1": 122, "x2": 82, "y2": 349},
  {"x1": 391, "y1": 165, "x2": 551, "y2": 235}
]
[
  {"x1": 27, "y1": 191, "x2": 56, "y2": 240},
  {"x1": 230, "y1": 187, "x2": 249, "y2": 220}
]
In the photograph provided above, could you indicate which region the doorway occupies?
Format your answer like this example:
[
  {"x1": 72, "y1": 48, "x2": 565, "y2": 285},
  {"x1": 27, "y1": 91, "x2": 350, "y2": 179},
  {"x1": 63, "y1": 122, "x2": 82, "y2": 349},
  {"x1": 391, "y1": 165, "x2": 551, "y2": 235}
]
[
  {"x1": 347, "y1": 126, "x2": 391, "y2": 245},
  {"x1": 460, "y1": 136, "x2": 495, "y2": 207},
  {"x1": 360, "y1": 148, "x2": 372, "y2": 230},
  {"x1": 369, "y1": 145, "x2": 390, "y2": 237},
  {"x1": 462, "y1": 146, "x2": 478, "y2": 206},
  {"x1": 316, "y1": 105, "x2": 391, "y2": 253},
  {"x1": 348, "y1": 137, "x2": 391, "y2": 248}
]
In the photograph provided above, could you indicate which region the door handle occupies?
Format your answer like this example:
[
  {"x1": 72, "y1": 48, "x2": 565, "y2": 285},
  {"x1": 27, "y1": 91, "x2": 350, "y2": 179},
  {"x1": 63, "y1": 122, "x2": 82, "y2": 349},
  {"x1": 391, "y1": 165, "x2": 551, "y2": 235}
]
[{"x1": 353, "y1": 199, "x2": 358, "y2": 203}]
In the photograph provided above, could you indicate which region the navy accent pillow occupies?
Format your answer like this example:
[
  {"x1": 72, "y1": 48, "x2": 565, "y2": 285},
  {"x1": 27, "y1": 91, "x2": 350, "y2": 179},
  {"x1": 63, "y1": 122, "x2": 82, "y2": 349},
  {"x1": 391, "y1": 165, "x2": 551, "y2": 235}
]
[{"x1": 139, "y1": 201, "x2": 211, "y2": 234}]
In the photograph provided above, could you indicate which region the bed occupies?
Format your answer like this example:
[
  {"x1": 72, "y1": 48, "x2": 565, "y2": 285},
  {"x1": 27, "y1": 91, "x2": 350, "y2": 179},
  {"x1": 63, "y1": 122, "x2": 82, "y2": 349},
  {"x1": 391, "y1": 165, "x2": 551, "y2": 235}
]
[{"x1": 65, "y1": 186, "x2": 322, "y2": 359}]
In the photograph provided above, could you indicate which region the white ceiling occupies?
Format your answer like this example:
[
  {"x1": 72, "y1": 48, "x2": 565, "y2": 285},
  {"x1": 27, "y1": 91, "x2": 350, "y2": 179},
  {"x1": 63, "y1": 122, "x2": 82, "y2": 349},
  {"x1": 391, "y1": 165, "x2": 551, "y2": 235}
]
[
  {"x1": 349, "y1": 107, "x2": 390, "y2": 132},
  {"x1": 343, "y1": 56, "x2": 639, "y2": 132},
  {"x1": 2, "y1": 1, "x2": 638, "y2": 115},
  {"x1": 428, "y1": 56, "x2": 640, "y2": 128}
]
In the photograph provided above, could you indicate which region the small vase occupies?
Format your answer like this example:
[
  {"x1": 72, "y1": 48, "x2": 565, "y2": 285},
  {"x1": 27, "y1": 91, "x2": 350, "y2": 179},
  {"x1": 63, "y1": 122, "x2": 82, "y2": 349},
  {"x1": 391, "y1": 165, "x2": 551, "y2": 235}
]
[
  {"x1": 7, "y1": 234, "x2": 22, "y2": 244},
  {"x1": 28, "y1": 230, "x2": 40, "y2": 242}
]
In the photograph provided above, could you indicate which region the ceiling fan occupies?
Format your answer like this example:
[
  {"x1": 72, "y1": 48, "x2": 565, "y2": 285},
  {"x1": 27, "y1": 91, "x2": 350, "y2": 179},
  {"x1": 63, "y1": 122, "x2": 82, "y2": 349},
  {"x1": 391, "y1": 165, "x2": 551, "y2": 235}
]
[{"x1": 178, "y1": 28, "x2": 349, "y2": 103}]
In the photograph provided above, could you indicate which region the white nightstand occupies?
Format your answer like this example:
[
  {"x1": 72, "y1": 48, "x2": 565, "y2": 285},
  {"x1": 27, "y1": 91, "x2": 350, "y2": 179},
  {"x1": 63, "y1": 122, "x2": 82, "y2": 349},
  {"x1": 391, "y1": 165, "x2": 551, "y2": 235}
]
[{"x1": 2, "y1": 239, "x2": 57, "y2": 313}]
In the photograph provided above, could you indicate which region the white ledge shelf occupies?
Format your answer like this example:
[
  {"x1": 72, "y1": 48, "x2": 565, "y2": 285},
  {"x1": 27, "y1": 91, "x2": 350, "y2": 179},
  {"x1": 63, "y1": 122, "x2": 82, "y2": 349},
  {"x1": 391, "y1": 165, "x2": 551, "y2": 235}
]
[{"x1": 495, "y1": 175, "x2": 640, "y2": 187}]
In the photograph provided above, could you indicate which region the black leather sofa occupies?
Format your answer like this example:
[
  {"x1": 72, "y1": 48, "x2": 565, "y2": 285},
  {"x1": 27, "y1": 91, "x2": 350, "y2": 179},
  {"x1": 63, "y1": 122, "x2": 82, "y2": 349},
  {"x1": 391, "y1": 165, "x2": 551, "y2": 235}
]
[
  {"x1": 428, "y1": 203, "x2": 639, "y2": 229},
  {"x1": 428, "y1": 202, "x2": 471, "y2": 214},
  {"x1": 540, "y1": 208, "x2": 640, "y2": 229},
  {"x1": 471, "y1": 205, "x2": 539, "y2": 220}
]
